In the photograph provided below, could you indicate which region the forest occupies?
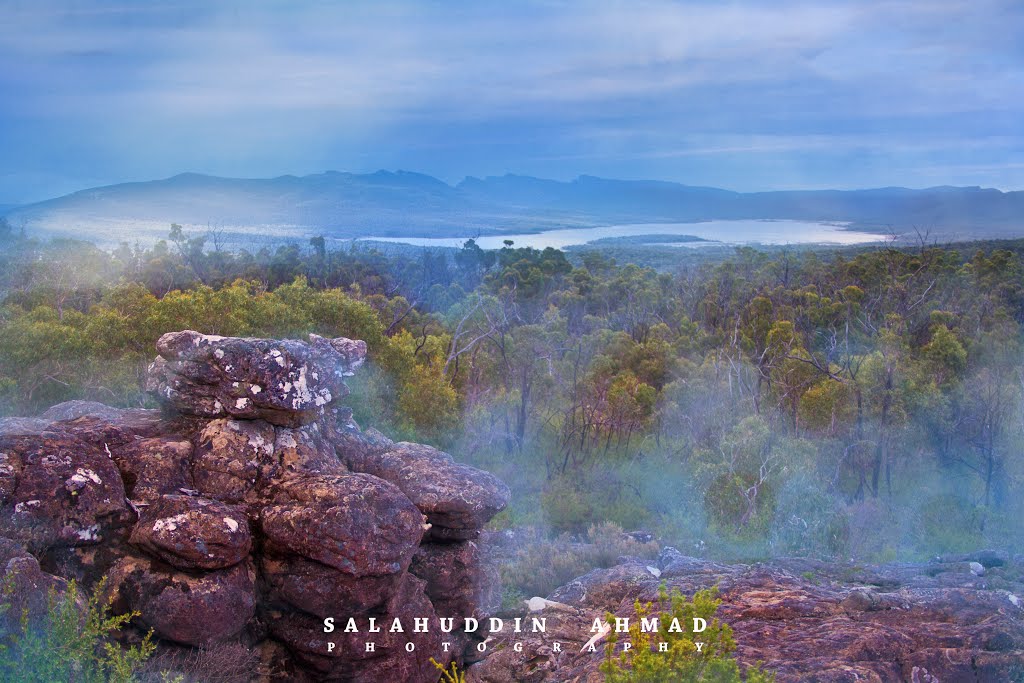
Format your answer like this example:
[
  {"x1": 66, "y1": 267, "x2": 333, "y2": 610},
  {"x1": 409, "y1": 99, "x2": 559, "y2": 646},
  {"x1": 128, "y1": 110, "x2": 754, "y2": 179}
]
[{"x1": 1, "y1": 217, "x2": 1022, "y2": 578}]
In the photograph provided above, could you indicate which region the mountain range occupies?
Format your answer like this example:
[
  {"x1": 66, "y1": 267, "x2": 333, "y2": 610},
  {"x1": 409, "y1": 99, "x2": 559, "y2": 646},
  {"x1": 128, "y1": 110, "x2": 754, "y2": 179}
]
[{"x1": 4, "y1": 170, "x2": 1023, "y2": 245}]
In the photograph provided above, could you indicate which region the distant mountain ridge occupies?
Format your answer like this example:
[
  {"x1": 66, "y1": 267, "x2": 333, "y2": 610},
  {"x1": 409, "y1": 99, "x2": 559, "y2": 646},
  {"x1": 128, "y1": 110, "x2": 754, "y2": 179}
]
[{"x1": 5, "y1": 170, "x2": 1023, "y2": 244}]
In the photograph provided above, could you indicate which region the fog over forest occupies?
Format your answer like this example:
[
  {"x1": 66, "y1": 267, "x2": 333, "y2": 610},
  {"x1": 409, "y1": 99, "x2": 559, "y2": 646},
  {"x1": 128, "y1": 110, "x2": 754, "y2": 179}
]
[{"x1": 2, "y1": 221, "x2": 1021, "y2": 597}]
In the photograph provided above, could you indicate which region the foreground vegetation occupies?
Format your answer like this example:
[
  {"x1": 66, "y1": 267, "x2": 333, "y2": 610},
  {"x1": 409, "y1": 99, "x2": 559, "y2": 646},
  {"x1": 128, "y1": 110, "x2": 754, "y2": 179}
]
[
  {"x1": 1, "y1": 220, "x2": 1022, "y2": 566},
  {"x1": 601, "y1": 586, "x2": 774, "y2": 683},
  {"x1": 0, "y1": 578, "x2": 155, "y2": 682}
]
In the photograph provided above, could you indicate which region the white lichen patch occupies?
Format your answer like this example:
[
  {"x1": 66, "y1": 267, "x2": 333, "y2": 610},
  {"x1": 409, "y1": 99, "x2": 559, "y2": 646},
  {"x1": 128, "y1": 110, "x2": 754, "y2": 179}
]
[
  {"x1": 277, "y1": 432, "x2": 297, "y2": 449},
  {"x1": 247, "y1": 430, "x2": 270, "y2": 451},
  {"x1": 153, "y1": 513, "x2": 190, "y2": 533},
  {"x1": 235, "y1": 397, "x2": 251, "y2": 410},
  {"x1": 290, "y1": 366, "x2": 314, "y2": 408},
  {"x1": 314, "y1": 388, "x2": 332, "y2": 407},
  {"x1": 14, "y1": 500, "x2": 41, "y2": 513},
  {"x1": 213, "y1": 400, "x2": 224, "y2": 413},
  {"x1": 214, "y1": 349, "x2": 225, "y2": 359},
  {"x1": 250, "y1": 384, "x2": 262, "y2": 394},
  {"x1": 70, "y1": 468, "x2": 102, "y2": 485},
  {"x1": 76, "y1": 525, "x2": 100, "y2": 541},
  {"x1": 224, "y1": 517, "x2": 239, "y2": 532}
]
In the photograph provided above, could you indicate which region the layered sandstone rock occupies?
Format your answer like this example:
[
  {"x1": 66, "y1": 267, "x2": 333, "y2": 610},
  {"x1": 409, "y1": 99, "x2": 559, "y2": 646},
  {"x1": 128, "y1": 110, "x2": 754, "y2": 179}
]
[{"x1": 0, "y1": 331, "x2": 508, "y2": 682}]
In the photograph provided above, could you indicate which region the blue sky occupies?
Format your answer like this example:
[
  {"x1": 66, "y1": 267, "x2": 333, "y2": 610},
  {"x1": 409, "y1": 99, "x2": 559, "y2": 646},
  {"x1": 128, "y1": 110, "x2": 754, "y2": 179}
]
[{"x1": 1, "y1": 0, "x2": 1022, "y2": 204}]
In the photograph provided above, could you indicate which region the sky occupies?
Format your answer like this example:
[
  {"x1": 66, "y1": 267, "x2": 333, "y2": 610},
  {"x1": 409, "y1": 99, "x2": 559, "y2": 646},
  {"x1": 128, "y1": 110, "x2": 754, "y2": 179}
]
[{"x1": 1, "y1": 0, "x2": 1023, "y2": 204}]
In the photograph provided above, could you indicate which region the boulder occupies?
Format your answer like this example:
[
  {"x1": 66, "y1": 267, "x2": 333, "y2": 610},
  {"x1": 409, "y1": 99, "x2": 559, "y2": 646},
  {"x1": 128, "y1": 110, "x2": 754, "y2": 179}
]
[
  {"x1": 0, "y1": 330, "x2": 511, "y2": 681},
  {"x1": 328, "y1": 411, "x2": 395, "y2": 471},
  {"x1": 259, "y1": 473, "x2": 425, "y2": 575},
  {"x1": 266, "y1": 573, "x2": 444, "y2": 683},
  {"x1": 352, "y1": 442, "x2": 510, "y2": 532},
  {"x1": 0, "y1": 430, "x2": 130, "y2": 553},
  {"x1": 107, "y1": 555, "x2": 256, "y2": 647},
  {"x1": 0, "y1": 417, "x2": 51, "y2": 437},
  {"x1": 111, "y1": 437, "x2": 194, "y2": 503},
  {"x1": 271, "y1": 422, "x2": 346, "y2": 480},
  {"x1": 192, "y1": 418, "x2": 275, "y2": 503},
  {"x1": 129, "y1": 495, "x2": 251, "y2": 570},
  {"x1": 39, "y1": 400, "x2": 128, "y2": 423},
  {"x1": 0, "y1": 537, "x2": 73, "y2": 640},
  {"x1": 146, "y1": 330, "x2": 366, "y2": 427},
  {"x1": 410, "y1": 540, "x2": 500, "y2": 621},
  {"x1": 261, "y1": 554, "x2": 405, "y2": 618}
]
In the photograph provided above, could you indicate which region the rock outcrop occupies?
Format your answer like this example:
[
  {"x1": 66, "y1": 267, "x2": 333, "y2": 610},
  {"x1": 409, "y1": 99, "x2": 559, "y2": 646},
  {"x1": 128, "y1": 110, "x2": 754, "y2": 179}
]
[
  {"x1": 469, "y1": 544, "x2": 1024, "y2": 683},
  {"x1": 145, "y1": 330, "x2": 366, "y2": 427},
  {"x1": 0, "y1": 331, "x2": 508, "y2": 682}
]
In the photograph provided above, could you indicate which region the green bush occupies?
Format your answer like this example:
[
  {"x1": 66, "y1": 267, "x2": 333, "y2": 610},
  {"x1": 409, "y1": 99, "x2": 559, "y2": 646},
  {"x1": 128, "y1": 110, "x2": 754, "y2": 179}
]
[
  {"x1": 600, "y1": 585, "x2": 774, "y2": 682},
  {"x1": 0, "y1": 577, "x2": 156, "y2": 682},
  {"x1": 703, "y1": 472, "x2": 776, "y2": 537},
  {"x1": 501, "y1": 523, "x2": 659, "y2": 599},
  {"x1": 541, "y1": 479, "x2": 597, "y2": 534},
  {"x1": 916, "y1": 493, "x2": 984, "y2": 555}
]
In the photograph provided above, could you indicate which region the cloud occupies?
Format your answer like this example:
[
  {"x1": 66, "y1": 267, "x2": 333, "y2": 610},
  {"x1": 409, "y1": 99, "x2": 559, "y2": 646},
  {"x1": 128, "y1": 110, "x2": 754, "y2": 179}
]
[{"x1": 0, "y1": 0, "x2": 1021, "y2": 201}]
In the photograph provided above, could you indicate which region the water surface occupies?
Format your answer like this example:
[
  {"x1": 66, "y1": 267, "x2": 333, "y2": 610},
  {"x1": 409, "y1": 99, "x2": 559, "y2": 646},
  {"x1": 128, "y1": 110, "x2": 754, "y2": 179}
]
[{"x1": 362, "y1": 220, "x2": 882, "y2": 250}]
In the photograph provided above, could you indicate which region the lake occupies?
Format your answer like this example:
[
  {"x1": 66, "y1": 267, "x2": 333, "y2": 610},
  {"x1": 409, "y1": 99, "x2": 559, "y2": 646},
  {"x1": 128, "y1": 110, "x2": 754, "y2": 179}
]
[{"x1": 361, "y1": 220, "x2": 883, "y2": 250}]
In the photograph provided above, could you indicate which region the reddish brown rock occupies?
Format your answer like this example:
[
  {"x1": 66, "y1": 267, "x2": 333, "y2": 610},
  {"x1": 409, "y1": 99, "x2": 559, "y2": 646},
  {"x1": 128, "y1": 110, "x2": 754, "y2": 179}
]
[
  {"x1": 266, "y1": 573, "x2": 444, "y2": 683},
  {"x1": 0, "y1": 448, "x2": 18, "y2": 506},
  {"x1": 0, "y1": 430, "x2": 130, "y2": 553},
  {"x1": 55, "y1": 407, "x2": 169, "y2": 444},
  {"x1": 192, "y1": 418, "x2": 275, "y2": 503},
  {"x1": 113, "y1": 437, "x2": 193, "y2": 503},
  {"x1": 353, "y1": 442, "x2": 510, "y2": 532},
  {"x1": 328, "y1": 411, "x2": 394, "y2": 471},
  {"x1": 411, "y1": 540, "x2": 501, "y2": 621},
  {"x1": 129, "y1": 495, "x2": 251, "y2": 570},
  {"x1": 146, "y1": 331, "x2": 365, "y2": 427},
  {"x1": 259, "y1": 472, "x2": 425, "y2": 575},
  {"x1": 469, "y1": 551, "x2": 1024, "y2": 683},
  {"x1": 107, "y1": 555, "x2": 256, "y2": 647},
  {"x1": 0, "y1": 330, "x2": 509, "y2": 683},
  {"x1": 260, "y1": 554, "x2": 405, "y2": 618},
  {"x1": 271, "y1": 422, "x2": 346, "y2": 480},
  {"x1": 0, "y1": 537, "x2": 73, "y2": 639}
]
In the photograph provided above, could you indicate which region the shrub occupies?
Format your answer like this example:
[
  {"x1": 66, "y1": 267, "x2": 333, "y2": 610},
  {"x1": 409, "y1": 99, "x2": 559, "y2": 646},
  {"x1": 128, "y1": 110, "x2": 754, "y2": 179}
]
[
  {"x1": 430, "y1": 657, "x2": 466, "y2": 683},
  {"x1": 915, "y1": 493, "x2": 983, "y2": 555},
  {"x1": 600, "y1": 585, "x2": 774, "y2": 682},
  {"x1": 501, "y1": 523, "x2": 659, "y2": 599},
  {"x1": 0, "y1": 577, "x2": 155, "y2": 682},
  {"x1": 138, "y1": 642, "x2": 257, "y2": 683},
  {"x1": 541, "y1": 479, "x2": 597, "y2": 534}
]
